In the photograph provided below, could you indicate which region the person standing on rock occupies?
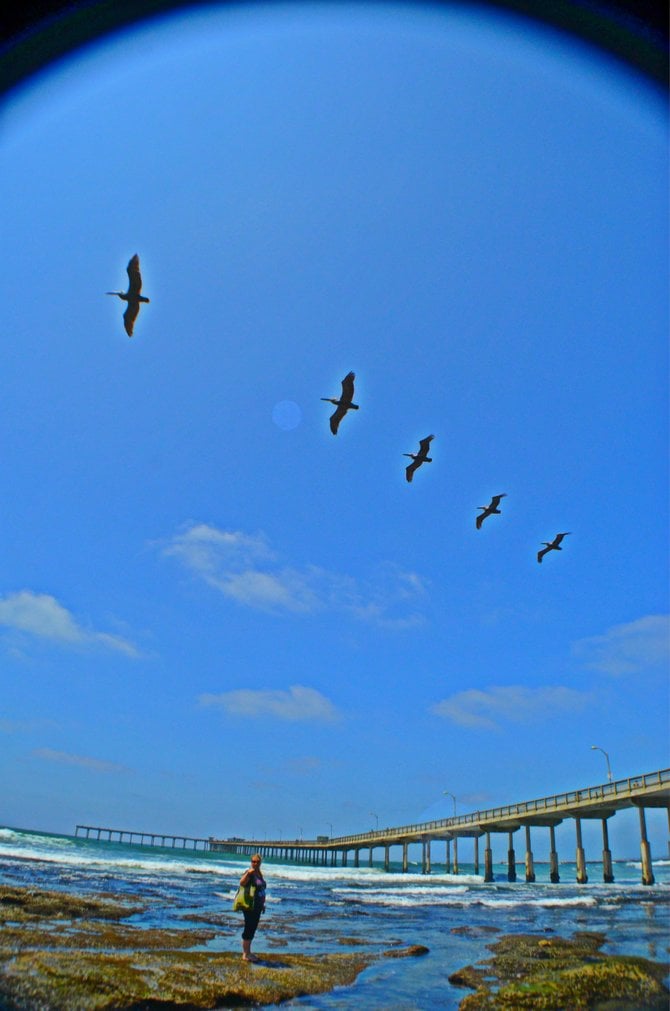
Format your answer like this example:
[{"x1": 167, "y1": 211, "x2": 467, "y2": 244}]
[{"x1": 239, "y1": 854, "x2": 266, "y2": 962}]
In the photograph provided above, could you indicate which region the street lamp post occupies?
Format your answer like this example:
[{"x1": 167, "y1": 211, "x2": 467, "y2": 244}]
[
  {"x1": 328, "y1": 822, "x2": 333, "y2": 838},
  {"x1": 591, "y1": 745, "x2": 613, "y2": 783},
  {"x1": 370, "y1": 812, "x2": 379, "y2": 831},
  {"x1": 444, "y1": 792, "x2": 458, "y2": 874}
]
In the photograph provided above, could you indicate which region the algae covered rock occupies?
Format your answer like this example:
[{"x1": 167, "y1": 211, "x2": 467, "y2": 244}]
[
  {"x1": 383, "y1": 944, "x2": 430, "y2": 958},
  {"x1": 0, "y1": 883, "x2": 375, "y2": 1009},
  {"x1": 0, "y1": 948, "x2": 373, "y2": 1010},
  {"x1": 450, "y1": 931, "x2": 669, "y2": 1010}
]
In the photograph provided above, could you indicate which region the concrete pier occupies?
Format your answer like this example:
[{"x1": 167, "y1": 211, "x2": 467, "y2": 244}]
[
  {"x1": 82, "y1": 770, "x2": 668, "y2": 888},
  {"x1": 74, "y1": 826, "x2": 210, "y2": 851}
]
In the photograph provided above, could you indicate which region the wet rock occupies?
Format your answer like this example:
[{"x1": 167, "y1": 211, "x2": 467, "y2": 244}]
[
  {"x1": 451, "y1": 925, "x2": 501, "y2": 938},
  {"x1": 383, "y1": 944, "x2": 429, "y2": 958},
  {"x1": 0, "y1": 884, "x2": 143, "y2": 923},
  {"x1": 450, "y1": 931, "x2": 669, "y2": 1009},
  {"x1": 0, "y1": 884, "x2": 374, "y2": 1010}
]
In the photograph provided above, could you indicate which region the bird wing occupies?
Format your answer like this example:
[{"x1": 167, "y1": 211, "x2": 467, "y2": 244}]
[
  {"x1": 405, "y1": 459, "x2": 419, "y2": 482},
  {"x1": 123, "y1": 300, "x2": 140, "y2": 336},
  {"x1": 476, "y1": 512, "x2": 485, "y2": 529},
  {"x1": 126, "y1": 254, "x2": 143, "y2": 297},
  {"x1": 554, "y1": 532, "x2": 570, "y2": 546},
  {"x1": 418, "y1": 435, "x2": 434, "y2": 456},
  {"x1": 537, "y1": 547, "x2": 548, "y2": 563},
  {"x1": 329, "y1": 404, "x2": 347, "y2": 434},
  {"x1": 491, "y1": 494, "x2": 505, "y2": 508},
  {"x1": 340, "y1": 371, "x2": 355, "y2": 403}
]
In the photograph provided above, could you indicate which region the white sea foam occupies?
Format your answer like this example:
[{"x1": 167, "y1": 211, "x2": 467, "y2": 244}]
[{"x1": 476, "y1": 895, "x2": 598, "y2": 909}]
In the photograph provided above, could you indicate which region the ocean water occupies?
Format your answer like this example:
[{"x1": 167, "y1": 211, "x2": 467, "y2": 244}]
[{"x1": 1, "y1": 825, "x2": 668, "y2": 1009}]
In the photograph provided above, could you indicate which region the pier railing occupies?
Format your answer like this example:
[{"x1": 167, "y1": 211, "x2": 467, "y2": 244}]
[{"x1": 332, "y1": 768, "x2": 670, "y2": 845}]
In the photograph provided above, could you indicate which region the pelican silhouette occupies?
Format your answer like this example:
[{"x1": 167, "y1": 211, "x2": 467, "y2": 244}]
[
  {"x1": 476, "y1": 493, "x2": 507, "y2": 530},
  {"x1": 537, "y1": 532, "x2": 571, "y2": 564},
  {"x1": 404, "y1": 435, "x2": 434, "y2": 483},
  {"x1": 106, "y1": 254, "x2": 150, "y2": 336},
  {"x1": 321, "y1": 371, "x2": 359, "y2": 434}
]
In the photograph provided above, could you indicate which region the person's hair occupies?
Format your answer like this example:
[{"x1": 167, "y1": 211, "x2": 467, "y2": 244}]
[{"x1": 251, "y1": 853, "x2": 262, "y2": 862}]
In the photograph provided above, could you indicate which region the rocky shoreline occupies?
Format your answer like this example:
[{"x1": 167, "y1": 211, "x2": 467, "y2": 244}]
[
  {"x1": 0, "y1": 884, "x2": 418, "y2": 1009},
  {"x1": 1, "y1": 884, "x2": 667, "y2": 1009},
  {"x1": 449, "y1": 929, "x2": 669, "y2": 1009}
]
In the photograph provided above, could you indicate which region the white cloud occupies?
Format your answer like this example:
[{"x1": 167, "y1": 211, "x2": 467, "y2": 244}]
[
  {"x1": 573, "y1": 614, "x2": 670, "y2": 676},
  {"x1": 431, "y1": 685, "x2": 592, "y2": 731},
  {"x1": 0, "y1": 590, "x2": 139, "y2": 657},
  {"x1": 199, "y1": 685, "x2": 340, "y2": 723},
  {"x1": 32, "y1": 748, "x2": 129, "y2": 774},
  {"x1": 162, "y1": 523, "x2": 427, "y2": 626}
]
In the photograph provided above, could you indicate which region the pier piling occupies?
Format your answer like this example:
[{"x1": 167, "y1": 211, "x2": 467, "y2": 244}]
[
  {"x1": 524, "y1": 825, "x2": 535, "y2": 883},
  {"x1": 507, "y1": 831, "x2": 517, "y2": 882},
  {"x1": 575, "y1": 817, "x2": 588, "y2": 883},
  {"x1": 601, "y1": 818, "x2": 614, "y2": 883},
  {"x1": 638, "y1": 807, "x2": 655, "y2": 885},
  {"x1": 549, "y1": 824, "x2": 560, "y2": 883}
]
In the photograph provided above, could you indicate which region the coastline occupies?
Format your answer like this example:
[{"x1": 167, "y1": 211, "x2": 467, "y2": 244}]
[
  {"x1": 1, "y1": 826, "x2": 668, "y2": 1008},
  {"x1": 2, "y1": 883, "x2": 667, "y2": 1009}
]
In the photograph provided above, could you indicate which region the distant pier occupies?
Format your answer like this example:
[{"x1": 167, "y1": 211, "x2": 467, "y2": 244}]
[
  {"x1": 74, "y1": 826, "x2": 210, "y2": 851},
  {"x1": 210, "y1": 768, "x2": 669, "y2": 886}
]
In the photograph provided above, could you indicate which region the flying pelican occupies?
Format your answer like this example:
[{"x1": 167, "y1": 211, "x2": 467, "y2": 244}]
[
  {"x1": 476, "y1": 493, "x2": 507, "y2": 530},
  {"x1": 321, "y1": 371, "x2": 359, "y2": 434},
  {"x1": 537, "y1": 532, "x2": 571, "y2": 564},
  {"x1": 404, "y1": 435, "x2": 434, "y2": 483},
  {"x1": 106, "y1": 254, "x2": 150, "y2": 336}
]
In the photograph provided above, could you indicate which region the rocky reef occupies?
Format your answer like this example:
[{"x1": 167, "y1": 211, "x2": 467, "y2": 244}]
[
  {"x1": 0, "y1": 883, "x2": 374, "y2": 1008},
  {"x1": 449, "y1": 930, "x2": 669, "y2": 1009}
]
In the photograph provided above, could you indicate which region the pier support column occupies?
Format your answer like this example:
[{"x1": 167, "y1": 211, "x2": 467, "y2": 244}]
[
  {"x1": 575, "y1": 818, "x2": 588, "y2": 884},
  {"x1": 507, "y1": 831, "x2": 517, "y2": 882},
  {"x1": 453, "y1": 836, "x2": 459, "y2": 875},
  {"x1": 445, "y1": 838, "x2": 451, "y2": 873},
  {"x1": 638, "y1": 807, "x2": 655, "y2": 886},
  {"x1": 484, "y1": 832, "x2": 494, "y2": 882},
  {"x1": 549, "y1": 825, "x2": 560, "y2": 883},
  {"x1": 402, "y1": 841, "x2": 408, "y2": 873},
  {"x1": 601, "y1": 819, "x2": 614, "y2": 883},
  {"x1": 353, "y1": 848, "x2": 359, "y2": 868},
  {"x1": 369, "y1": 847, "x2": 373, "y2": 867},
  {"x1": 384, "y1": 844, "x2": 390, "y2": 872},
  {"x1": 425, "y1": 839, "x2": 431, "y2": 874},
  {"x1": 473, "y1": 836, "x2": 479, "y2": 875},
  {"x1": 342, "y1": 849, "x2": 348, "y2": 867},
  {"x1": 524, "y1": 826, "x2": 535, "y2": 883}
]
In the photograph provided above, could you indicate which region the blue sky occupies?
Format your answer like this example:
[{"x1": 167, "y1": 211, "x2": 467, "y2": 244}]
[{"x1": 1, "y1": 1, "x2": 668, "y2": 857}]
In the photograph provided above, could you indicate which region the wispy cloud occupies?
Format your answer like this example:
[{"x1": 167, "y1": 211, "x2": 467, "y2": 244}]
[
  {"x1": 573, "y1": 614, "x2": 670, "y2": 676},
  {"x1": 32, "y1": 747, "x2": 129, "y2": 774},
  {"x1": 285, "y1": 755, "x2": 323, "y2": 775},
  {"x1": 161, "y1": 522, "x2": 427, "y2": 627},
  {"x1": 199, "y1": 685, "x2": 340, "y2": 723},
  {"x1": 431, "y1": 685, "x2": 592, "y2": 731},
  {"x1": 0, "y1": 590, "x2": 139, "y2": 657},
  {"x1": 0, "y1": 716, "x2": 57, "y2": 734}
]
